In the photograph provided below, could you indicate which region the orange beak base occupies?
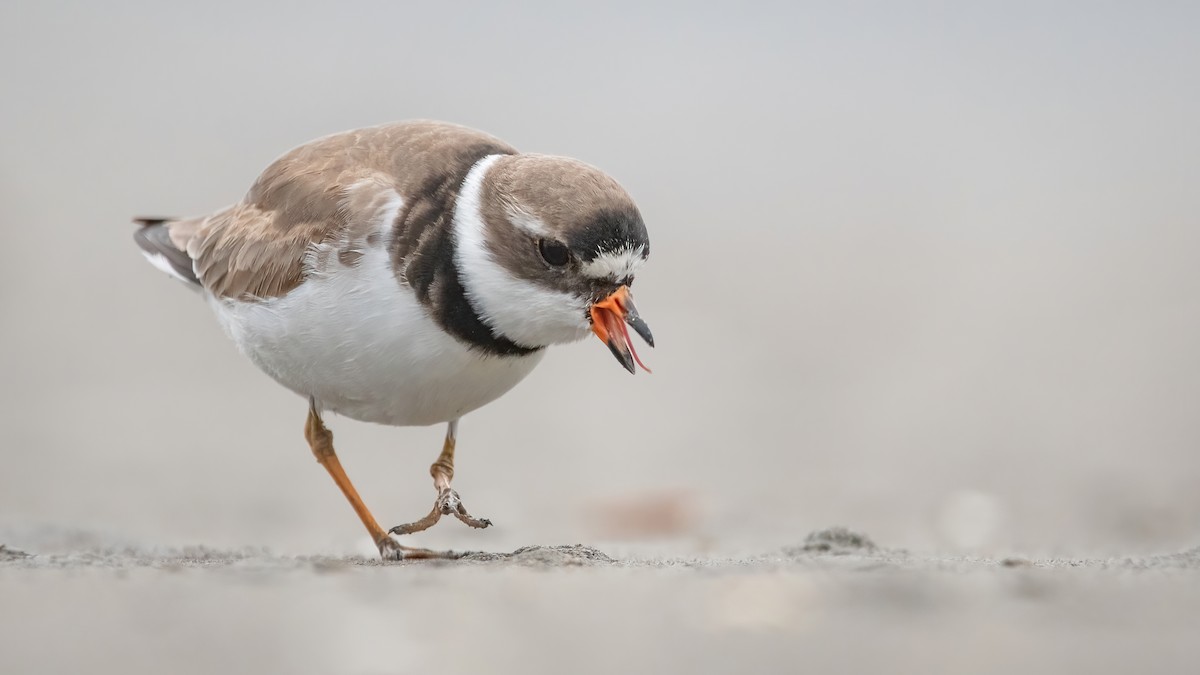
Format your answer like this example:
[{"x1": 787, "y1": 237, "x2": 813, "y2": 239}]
[{"x1": 590, "y1": 286, "x2": 654, "y2": 374}]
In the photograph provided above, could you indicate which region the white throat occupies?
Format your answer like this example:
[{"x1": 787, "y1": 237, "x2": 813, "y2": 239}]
[{"x1": 452, "y1": 155, "x2": 591, "y2": 348}]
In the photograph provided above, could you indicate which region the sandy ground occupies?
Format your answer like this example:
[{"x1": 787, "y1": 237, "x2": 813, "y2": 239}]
[
  {"x1": 4, "y1": 2, "x2": 1200, "y2": 673},
  {"x1": 4, "y1": 528, "x2": 1200, "y2": 674}
]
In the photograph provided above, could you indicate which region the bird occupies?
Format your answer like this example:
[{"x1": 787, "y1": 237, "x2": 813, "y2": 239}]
[{"x1": 133, "y1": 120, "x2": 654, "y2": 560}]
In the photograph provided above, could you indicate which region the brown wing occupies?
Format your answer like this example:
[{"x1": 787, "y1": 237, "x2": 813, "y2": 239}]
[
  {"x1": 184, "y1": 203, "x2": 325, "y2": 300},
  {"x1": 173, "y1": 121, "x2": 519, "y2": 301},
  {"x1": 182, "y1": 129, "x2": 387, "y2": 300}
]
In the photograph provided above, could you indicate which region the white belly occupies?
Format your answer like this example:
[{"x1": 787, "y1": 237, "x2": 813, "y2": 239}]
[{"x1": 206, "y1": 242, "x2": 543, "y2": 426}]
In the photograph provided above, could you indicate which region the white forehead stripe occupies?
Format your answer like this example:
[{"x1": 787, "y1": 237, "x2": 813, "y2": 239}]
[
  {"x1": 452, "y1": 155, "x2": 592, "y2": 348},
  {"x1": 580, "y1": 245, "x2": 647, "y2": 280},
  {"x1": 506, "y1": 206, "x2": 551, "y2": 237}
]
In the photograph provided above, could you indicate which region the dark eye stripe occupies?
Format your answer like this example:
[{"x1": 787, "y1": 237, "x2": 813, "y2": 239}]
[{"x1": 538, "y1": 239, "x2": 570, "y2": 266}]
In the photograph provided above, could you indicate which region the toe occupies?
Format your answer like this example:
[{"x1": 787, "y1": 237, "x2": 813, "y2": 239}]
[{"x1": 376, "y1": 537, "x2": 406, "y2": 561}]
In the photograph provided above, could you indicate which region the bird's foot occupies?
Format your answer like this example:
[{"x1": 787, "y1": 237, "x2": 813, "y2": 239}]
[
  {"x1": 437, "y1": 488, "x2": 493, "y2": 530},
  {"x1": 388, "y1": 488, "x2": 493, "y2": 536},
  {"x1": 374, "y1": 535, "x2": 464, "y2": 561}
]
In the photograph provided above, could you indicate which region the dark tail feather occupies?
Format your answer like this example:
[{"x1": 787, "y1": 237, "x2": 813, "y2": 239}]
[{"x1": 133, "y1": 218, "x2": 201, "y2": 286}]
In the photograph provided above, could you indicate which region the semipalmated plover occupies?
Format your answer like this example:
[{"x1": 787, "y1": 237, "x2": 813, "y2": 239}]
[{"x1": 134, "y1": 120, "x2": 653, "y2": 560}]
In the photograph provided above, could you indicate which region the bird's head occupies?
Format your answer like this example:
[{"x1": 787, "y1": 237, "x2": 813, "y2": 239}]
[{"x1": 453, "y1": 153, "x2": 653, "y2": 372}]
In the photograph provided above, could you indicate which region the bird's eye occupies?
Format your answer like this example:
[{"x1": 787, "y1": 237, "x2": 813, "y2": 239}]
[{"x1": 538, "y1": 239, "x2": 570, "y2": 266}]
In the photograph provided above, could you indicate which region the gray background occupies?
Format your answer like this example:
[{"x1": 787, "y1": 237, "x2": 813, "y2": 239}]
[{"x1": 1, "y1": 1, "x2": 1198, "y2": 673}]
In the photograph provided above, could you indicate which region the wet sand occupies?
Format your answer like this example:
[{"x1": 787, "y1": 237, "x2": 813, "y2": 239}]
[{"x1": 4, "y1": 528, "x2": 1199, "y2": 674}]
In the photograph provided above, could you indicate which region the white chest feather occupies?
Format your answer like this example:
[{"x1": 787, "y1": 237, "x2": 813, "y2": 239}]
[{"x1": 207, "y1": 207, "x2": 543, "y2": 426}]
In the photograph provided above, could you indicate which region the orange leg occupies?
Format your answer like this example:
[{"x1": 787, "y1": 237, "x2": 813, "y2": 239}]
[
  {"x1": 304, "y1": 399, "x2": 459, "y2": 561},
  {"x1": 389, "y1": 419, "x2": 492, "y2": 536}
]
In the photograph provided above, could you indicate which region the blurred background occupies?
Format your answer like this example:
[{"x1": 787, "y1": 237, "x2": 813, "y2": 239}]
[{"x1": 2, "y1": 0, "x2": 1198, "y2": 559}]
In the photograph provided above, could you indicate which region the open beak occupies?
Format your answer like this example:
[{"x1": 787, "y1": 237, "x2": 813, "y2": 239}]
[{"x1": 590, "y1": 285, "x2": 654, "y2": 374}]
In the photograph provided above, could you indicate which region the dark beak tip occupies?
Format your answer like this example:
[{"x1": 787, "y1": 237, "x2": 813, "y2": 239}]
[
  {"x1": 626, "y1": 315, "x2": 655, "y2": 349},
  {"x1": 606, "y1": 340, "x2": 636, "y2": 374}
]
